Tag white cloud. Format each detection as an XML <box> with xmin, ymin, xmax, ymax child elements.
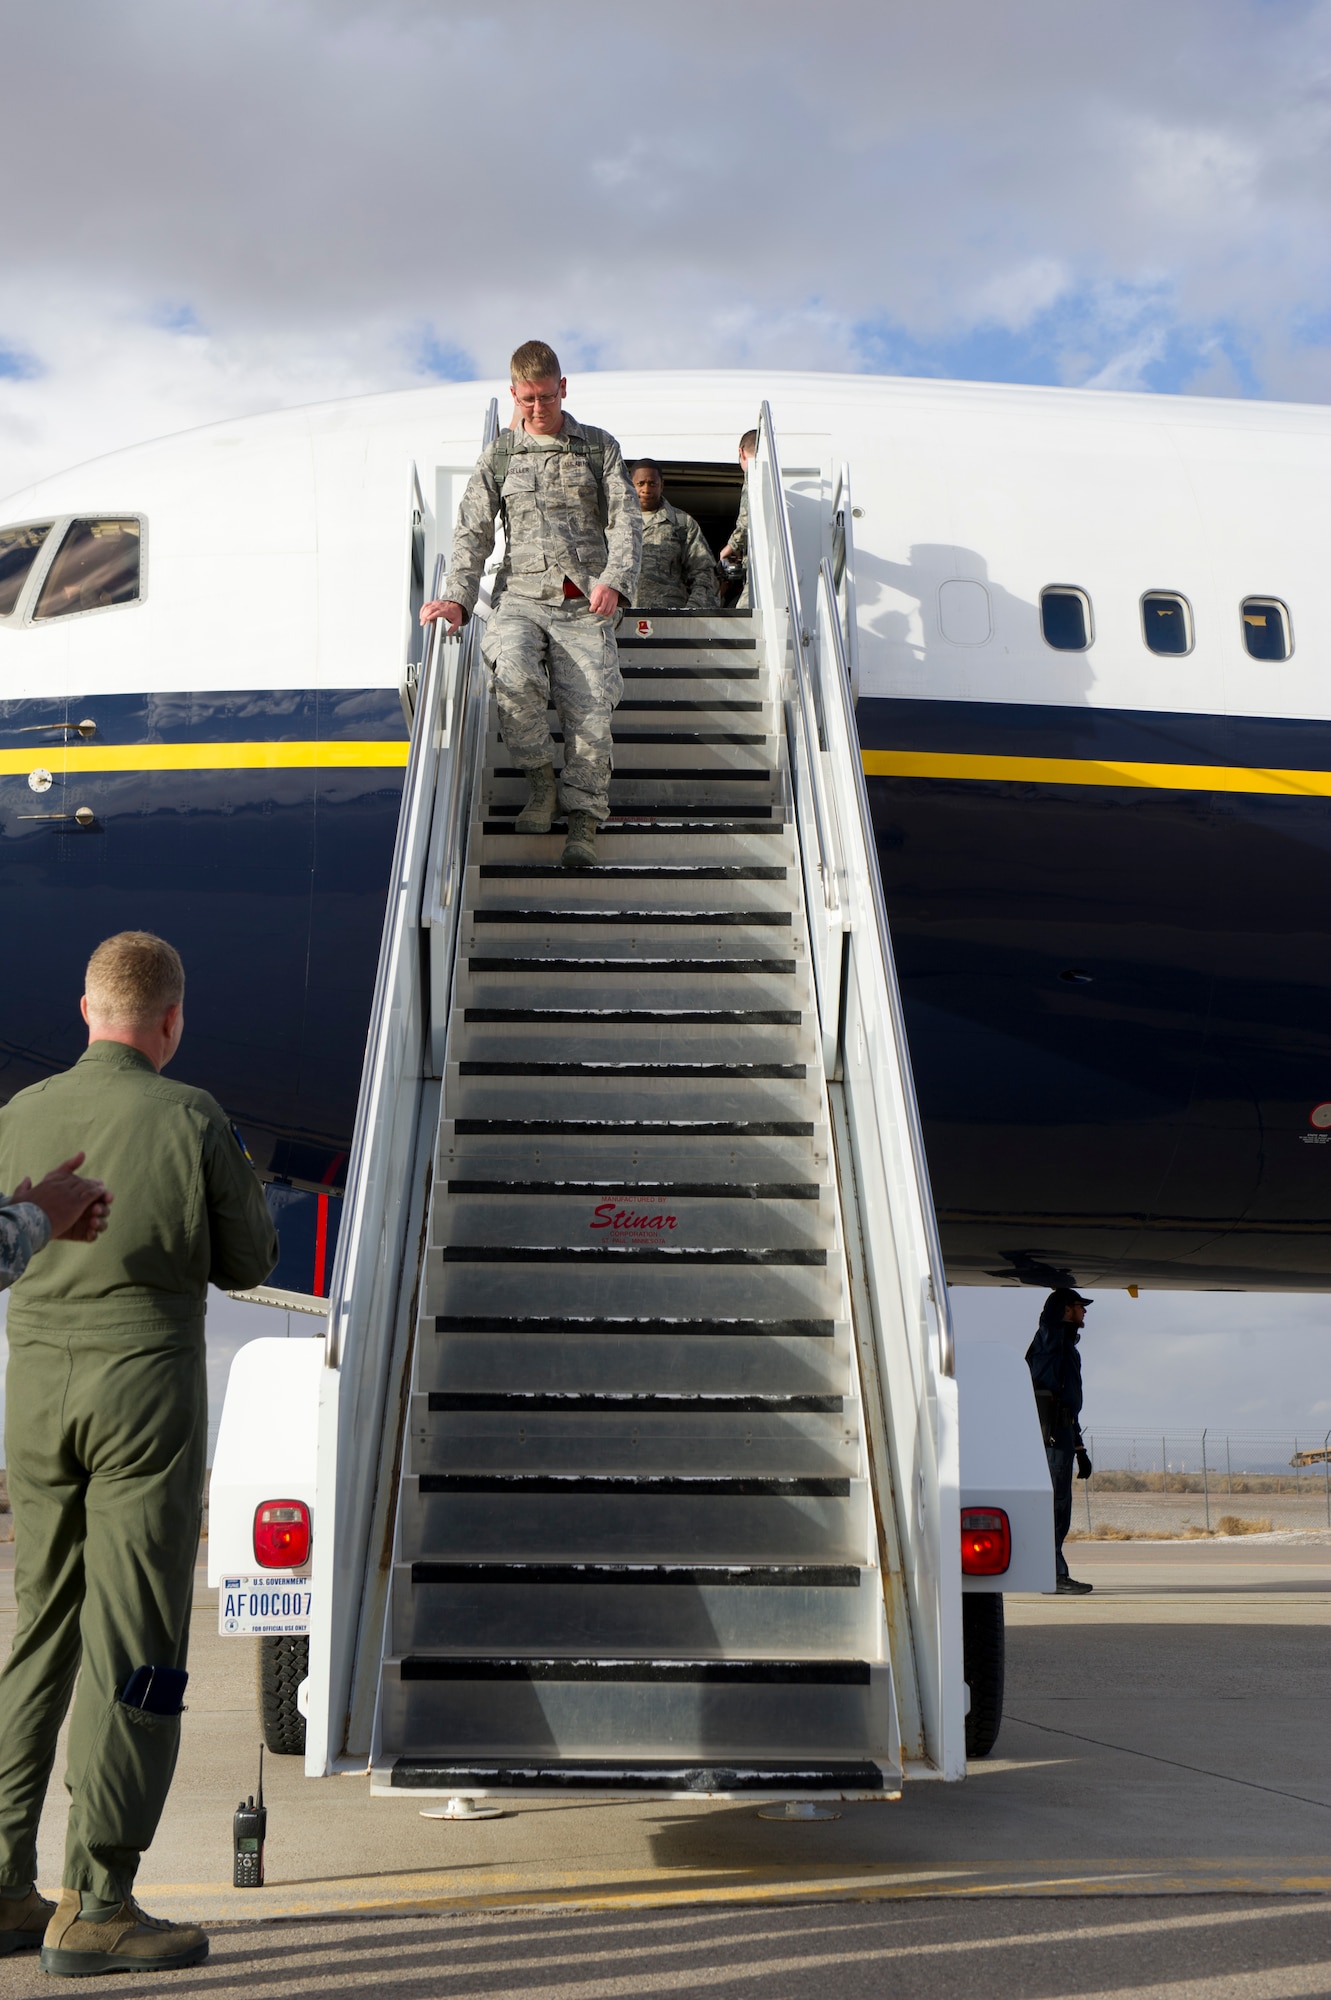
<box><xmin>0</xmin><ymin>0</ymin><xmax>1329</xmax><ymax>491</ymax></box>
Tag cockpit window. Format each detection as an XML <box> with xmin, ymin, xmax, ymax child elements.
<box><xmin>0</xmin><ymin>522</ymin><xmax>54</xmax><ymax>617</ymax></box>
<box><xmin>1241</xmin><ymin>598</ymin><xmax>1291</xmax><ymax>662</ymax></box>
<box><xmin>1141</xmin><ymin>591</ymin><xmax>1192</xmax><ymax>656</ymax></box>
<box><xmin>33</xmin><ymin>518</ymin><xmax>141</xmax><ymax>621</ymax></box>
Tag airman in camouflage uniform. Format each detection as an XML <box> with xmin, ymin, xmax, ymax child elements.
<box><xmin>421</xmin><ymin>341</ymin><xmax>641</xmax><ymax>867</ymax></box>
<box><xmin>720</xmin><ymin>428</ymin><xmax>759</xmax><ymax>609</ymax></box>
<box><xmin>630</xmin><ymin>461</ymin><xmax>718</xmax><ymax>610</ymax></box>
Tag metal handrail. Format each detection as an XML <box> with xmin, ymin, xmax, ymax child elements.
<box><xmin>323</xmin><ymin>562</ymin><xmax>447</xmax><ymax>1370</ymax></box>
<box><xmin>817</xmin><ymin>557</ymin><xmax>955</xmax><ymax>1379</ymax></box>
<box><xmin>758</xmin><ymin>401</ymin><xmax>840</xmax><ymax>917</ymax></box>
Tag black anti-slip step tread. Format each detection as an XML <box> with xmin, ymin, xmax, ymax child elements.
<box><xmin>462</xmin><ymin>1008</ymin><xmax>801</xmax><ymax>1025</ymax></box>
<box><xmin>457</xmin><ymin>1061</ymin><xmax>806</xmax><ymax>1077</ymax></box>
<box><xmin>432</xmin><ymin>1315</ymin><xmax>834</xmax><ymax>1337</ymax></box>
<box><xmin>417</xmin><ymin>1474</ymin><xmax>850</xmax><ymax>1496</ymax></box>
<box><xmin>446</xmin><ymin>1180</ymin><xmax>818</xmax><ymax>1199</ymax></box>
<box><xmin>450</xmin><ymin>1120</ymin><xmax>815</xmax><ymax>1137</ymax></box>
<box><xmin>467</xmin><ymin>958</ymin><xmax>798</xmax><ymax>974</ymax></box>
<box><xmin>616</xmin><ymin>636</ymin><xmax>757</xmax><ymax>649</ymax></box>
<box><xmin>620</xmin><ymin>666</ymin><xmax>761</xmax><ymax>680</ymax></box>
<box><xmin>390</xmin><ymin>1758</ymin><xmax>887</xmax><ymax>1792</ymax></box>
<box><xmin>409</xmin><ymin>1561</ymin><xmax>860</xmax><ymax>1587</ymax></box>
<box><xmin>426</xmin><ymin>1392</ymin><xmax>842</xmax><ymax>1411</ymax></box>
<box><xmin>435</xmin><ymin>1245</ymin><xmax>827</xmax><ymax>1265</ymax></box>
<box><xmin>397</xmin><ymin>1658</ymin><xmax>867</xmax><ymax>1683</ymax></box>
<box><xmin>477</xmin><ymin>864</ymin><xmax>787</xmax><ymax>881</ymax></box>
<box><xmin>470</xmin><ymin>911</ymin><xmax>792</xmax><ymax>927</ymax></box>
<box><xmin>612</xmin><ymin>700</ymin><xmax>764</xmax><ymax>712</ymax></box>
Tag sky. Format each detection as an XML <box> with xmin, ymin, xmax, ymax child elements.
<box><xmin>2</xmin><ymin>0</ymin><xmax>1330</xmax><ymax>1440</ymax></box>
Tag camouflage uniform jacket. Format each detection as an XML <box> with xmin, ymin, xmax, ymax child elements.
<box><xmin>0</xmin><ymin>1198</ymin><xmax>50</xmax><ymax>1292</ymax></box>
<box><xmin>443</xmin><ymin>414</ymin><xmax>641</xmax><ymax>616</ymax></box>
<box><xmin>635</xmin><ymin>500</ymin><xmax>719</xmax><ymax>609</ymax></box>
<box><xmin>726</xmin><ymin>480</ymin><xmax>749</xmax><ymax>560</ymax></box>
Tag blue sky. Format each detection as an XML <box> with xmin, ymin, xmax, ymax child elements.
<box><xmin>1</xmin><ymin>1</ymin><xmax>1330</xmax><ymax>1438</ymax></box>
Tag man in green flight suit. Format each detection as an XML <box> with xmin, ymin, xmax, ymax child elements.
<box><xmin>0</xmin><ymin>932</ymin><xmax>277</xmax><ymax>1977</ymax></box>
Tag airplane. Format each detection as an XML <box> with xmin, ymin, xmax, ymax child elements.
<box><xmin>3</xmin><ymin>369</ymin><xmax>1330</xmax><ymax>1297</ymax></box>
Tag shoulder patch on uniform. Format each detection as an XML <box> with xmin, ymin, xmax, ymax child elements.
<box><xmin>230</xmin><ymin>1121</ymin><xmax>257</xmax><ymax>1167</ymax></box>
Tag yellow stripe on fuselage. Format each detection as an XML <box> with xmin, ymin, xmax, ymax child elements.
<box><xmin>860</xmin><ymin>748</ymin><xmax>1331</xmax><ymax>798</ymax></box>
<box><xmin>0</xmin><ymin>741</ymin><xmax>409</xmax><ymax>777</ymax></box>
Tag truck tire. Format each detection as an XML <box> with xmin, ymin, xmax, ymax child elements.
<box><xmin>258</xmin><ymin>1635</ymin><xmax>308</xmax><ymax>1755</ymax></box>
<box><xmin>962</xmin><ymin>1592</ymin><xmax>1005</xmax><ymax>1758</ymax></box>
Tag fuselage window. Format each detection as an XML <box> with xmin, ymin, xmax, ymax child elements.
<box><xmin>1040</xmin><ymin>586</ymin><xmax>1092</xmax><ymax>651</ymax></box>
<box><xmin>0</xmin><ymin>522</ymin><xmax>54</xmax><ymax>618</ymax></box>
<box><xmin>32</xmin><ymin>518</ymin><xmax>141</xmax><ymax>621</ymax></box>
<box><xmin>1241</xmin><ymin>598</ymin><xmax>1291</xmax><ymax>662</ymax></box>
<box><xmin>1141</xmin><ymin>591</ymin><xmax>1192</xmax><ymax>656</ymax></box>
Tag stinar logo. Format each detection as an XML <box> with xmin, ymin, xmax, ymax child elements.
<box><xmin>591</xmin><ymin>1203</ymin><xmax>678</xmax><ymax>1232</ymax></box>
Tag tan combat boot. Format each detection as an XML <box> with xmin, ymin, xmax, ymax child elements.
<box><xmin>515</xmin><ymin>763</ymin><xmax>557</xmax><ymax>833</ymax></box>
<box><xmin>561</xmin><ymin>811</ymin><xmax>599</xmax><ymax>868</ymax></box>
<box><xmin>41</xmin><ymin>1890</ymin><xmax>208</xmax><ymax>1977</ymax></box>
<box><xmin>0</xmin><ymin>1886</ymin><xmax>55</xmax><ymax>1955</ymax></box>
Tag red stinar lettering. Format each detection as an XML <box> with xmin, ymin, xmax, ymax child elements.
<box><xmin>590</xmin><ymin>1203</ymin><xmax>678</xmax><ymax>1231</ymax></box>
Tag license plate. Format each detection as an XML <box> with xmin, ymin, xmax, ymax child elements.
<box><xmin>219</xmin><ymin>1576</ymin><xmax>312</xmax><ymax>1636</ymax></box>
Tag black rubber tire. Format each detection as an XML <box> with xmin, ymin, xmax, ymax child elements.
<box><xmin>258</xmin><ymin>1634</ymin><xmax>309</xmax><ymax>1755</ymax></box>
<box><xmin>962</xmin><ymin>1592</ymin><xmax>1005</xmax><ymax>1759</ymax></box>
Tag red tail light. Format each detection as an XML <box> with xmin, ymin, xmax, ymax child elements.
<box><xmin>253</xmin><ymin>1500</ymin><xmax>311</xmax><ymax>1569</ymax></box>
<box><xmin>961</xmin><ymin>1507</ymin><xmax>1011</xmax><ymax>1576</ymax></box>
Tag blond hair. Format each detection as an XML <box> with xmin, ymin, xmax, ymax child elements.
<box><xmin>511</xmin><ymin>339</ymin><xmax>562</xmax><ymax>384</ymax></box>
<box><xmin>85</xmin><ymin>931</ymin><xmax>184</xmax><ymax>1026</ymax></box>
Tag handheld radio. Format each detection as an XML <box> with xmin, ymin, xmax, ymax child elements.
<box><xmin>232</xmin><ymin>1746</ymin><xmax>267</xmax><ymax>1888</ymax></box>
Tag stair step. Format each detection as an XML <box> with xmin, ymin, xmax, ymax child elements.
<box><xmin>467</xmin><ymin>958</ymin><xmax>797</xmax><ymax>975</ymax></box>
<box><xmin>457</xmin><ymin>1060</ymin><xmax>805</xmax><ymax>1077</ymax></box>
<box><xmin>446</xmin><ymin>1180</ymin><xmax>818</xmax><ymax>1199</ymax></box>
<box><xmin>417</xmin><ymin>1473</ymin><xmax>847</xmax><ymax>1494</ymax></box>
<box><xmin>619</xmin><ymin>666</ymin><xmax>760</xmax><ymax>679</ymax></box>
<box><xmin>425</xmin><ymin>1392</ymin><xmax>841</xmax><ymax>1412</ymax></box>
<box><xmin>450</xmin><ymin>1119</ymin><xmax>815</xmax><ymax>1135</ymax></box>
<box><xmin>493</xmin><ymin>766</ymin><xmax>773</xmax><ymax>783</ymax></box>
<box><xmin>433</xmin><ymin>1315</ymin><xmax>834</xmax><ymax>1337</ymax></box>
<box><xmin>469</xmin><ymin>910</ymin><xmax>792</xmax><ymax>927</ymax></box>
<box><xmin>435</xmin><ymin>1246</ymin><xmax>828</xmax><ymax>1266</ymax></box>
<box><xmin>384</xmin><ymin>1758</ymin><xmax>890</xmax><ymax>1795</ymax></box>
<box><xmin>397</xmin><ymin>1653</ymin><xmax>864</xmax><ymax>1679</ymax></box>
<box><xmin>618</xmin><ymin>637</ymin><xmax>757</xmax><ymax>651</ymax></box>
<box><xmin>613</xmin><ymin>700</ymin><xmax>764</xmax><ymax>713</ymax></box>
<box><xmin>483</xmin><ymin>816</ymin><xmax>781</xmax><ymax>833</ymax></box>
<box><xmin>477</xmin><ymin>865</ymin><xmax>787</xmax><ymax>881</ymax></box>
<box><xmin>462</xmin><ymin>1008</ymin><xmax>800</xmax><ymax>1026</ymax></box>
<box><xmin>410</xmin><ymin>1560</ymin><xmax>859</xmax><ymax>1586</ymax></box>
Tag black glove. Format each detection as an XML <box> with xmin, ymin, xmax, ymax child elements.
<box><xmin>1075</xmin><ymin>1448</ymin><xmax>1093</xmax><ymax>1481</ymax></box>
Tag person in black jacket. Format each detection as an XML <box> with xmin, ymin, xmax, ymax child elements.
<box><xmin>1025</xmin><ymin>1287</ymin><xmax>1095</xmax><ymax>1595</ymax></box>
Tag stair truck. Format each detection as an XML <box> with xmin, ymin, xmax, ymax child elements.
<box><xmin>208</xmin><ymin>402</ymin><xmax>1053</xmax><ymax>1801</ymax></box>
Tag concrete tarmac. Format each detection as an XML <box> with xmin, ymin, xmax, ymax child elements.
<box><xmin>0</xmin><ymin>1539</ymin><xmax>1327</xmax><ymax>1996</ymax></box>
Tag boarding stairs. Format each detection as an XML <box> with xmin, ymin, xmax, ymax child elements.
<box><xmin>306</xmin><ymin>406</ymin><xmax>965</xmax><ymax>1800</ymax></box>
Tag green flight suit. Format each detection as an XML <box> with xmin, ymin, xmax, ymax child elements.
<box><xmin>0</xmin><ymin>1042</ymin><xmax>277</xmax><ymax>1904</ymax></box>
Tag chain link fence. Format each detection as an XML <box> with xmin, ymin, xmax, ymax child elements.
<box><xmin>1070</xmin><ymin>1428</ymin><xmax>1331</xmax><ymax>1537</ymax></box>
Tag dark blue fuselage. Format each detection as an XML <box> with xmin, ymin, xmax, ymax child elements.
<box><xmin>5</xmin><ymin>683</ymin><xmax>1330</xmax><ymax>1292</ymax></box>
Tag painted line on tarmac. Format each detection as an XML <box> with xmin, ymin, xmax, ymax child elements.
<box><xmin>1007</xmin><ymin>1715</ymin><xmax>1331</xmax><ymax>1811</ymax></box>
<box><xmin>135</xmin><ymin>1859</ymin><xmax>1331</xmax><ymax>1922</ymax></box>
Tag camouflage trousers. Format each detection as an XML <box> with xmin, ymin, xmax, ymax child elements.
<box><xmin>482</xmin><ymin>594</ymin><xmax>623</xmax><ymax>823</ymax></box>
